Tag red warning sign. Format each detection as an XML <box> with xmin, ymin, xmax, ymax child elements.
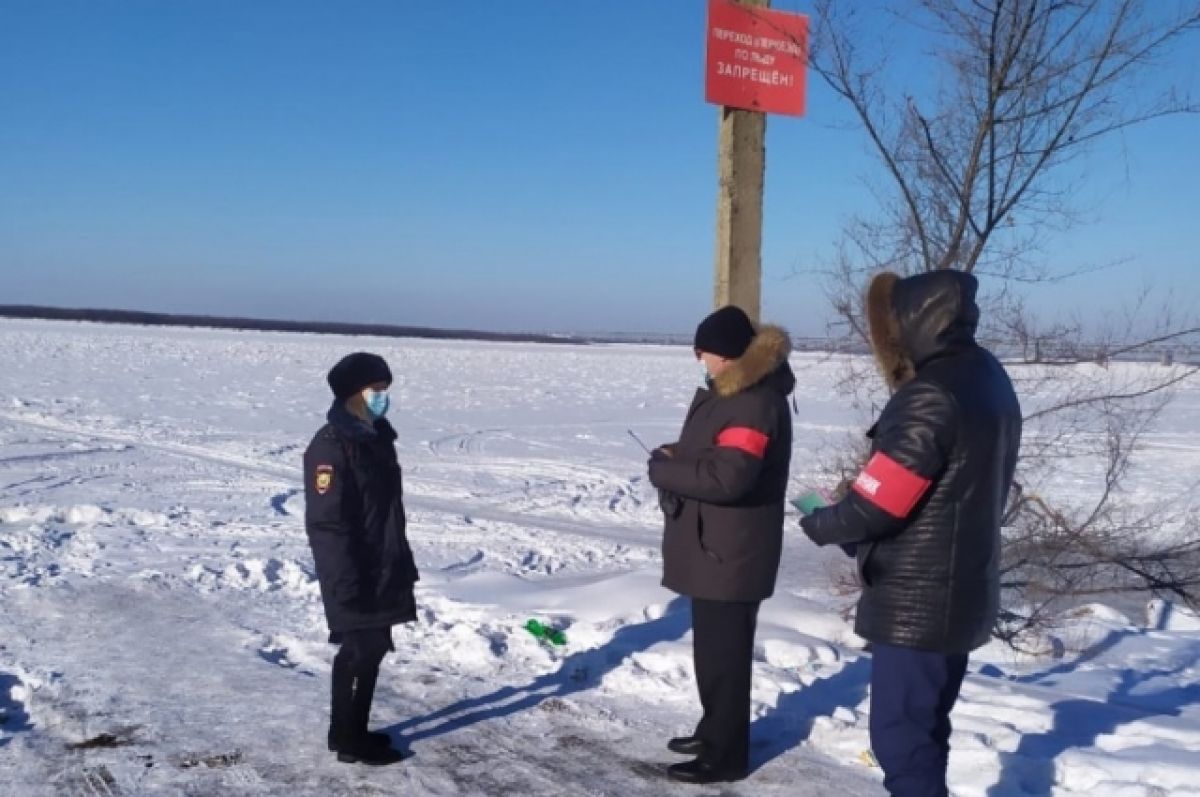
<box><xmin>705</xmin><ymin>0</ymin><xmax>809</xmax><ymax>117</ymax></box>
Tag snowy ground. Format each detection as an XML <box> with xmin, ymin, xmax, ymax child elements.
<box><xmin>0</xmin><ymin>318</ymin><xmax>1197</xmax><ymax>796</ymax></box>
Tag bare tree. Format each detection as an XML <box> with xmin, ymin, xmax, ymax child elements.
<box><xmin>805</xmin><ymin>0</ymin><xmax>1200</xmax><ymax>647</ymax></box>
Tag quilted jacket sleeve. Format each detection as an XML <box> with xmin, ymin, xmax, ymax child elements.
<box><xmin>801</xmin><ymin>379</ymin><xmax>957</xmax><ymax>546</ymax></box>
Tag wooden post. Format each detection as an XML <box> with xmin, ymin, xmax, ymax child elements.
<box><xmin>713</xmin><ymin>0</ymin><xmax>768</xmax><ymax>323</ymax></box>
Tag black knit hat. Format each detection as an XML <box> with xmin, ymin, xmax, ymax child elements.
<box><xmin>694</xmin><ymin>305</ymin><xmax>756</xmax><ymax>359</ymax></box>
<box><xmin>327</xmin><ymin>352</ymin><xmax>392</xmax><ymax>401</ymax></box>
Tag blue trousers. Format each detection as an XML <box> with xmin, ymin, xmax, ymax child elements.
<box><xmin>869</xmin><ymin>642</ymin><xmax>968</xmax><ymax>797</ymax></box>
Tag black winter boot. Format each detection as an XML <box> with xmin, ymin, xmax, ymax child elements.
<box><xmin>331</xmin><ymin>668</ymin><xmax>409</xmax><ymax>764</ymax></box>
<box><xmin>327</xmin><ymin>727</ymin><xmax>392</xmax><ymax>753</ymax></box>
<box><xmin>335</xmin><ymin>736</ymin><xmax>409</xmax><ymax>766</ymax></box>
<box><xmin>328</xmin><ymin>668</ymin><xmax>392</xmax><ymax>751</ymax></box>
<box><xmin>329</xmin><ymin>658</ymin><xmax>356</xmax><ymax>752</ymax></box>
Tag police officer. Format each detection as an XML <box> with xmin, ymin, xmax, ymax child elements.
<box><xmin>304</xmin><ymin>352</ymin><xmax>419</xmax><ymax>765</ymax></box>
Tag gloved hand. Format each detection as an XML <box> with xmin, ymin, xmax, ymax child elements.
<box><xmin>658</xmin><ymin>489</ymin><xmax>683</xmax><ymax>518</ymax></box>
<box><xmin>791</xmin><ymin>488</ymin><xmax>834</xmax><ymax>516</ymax></box>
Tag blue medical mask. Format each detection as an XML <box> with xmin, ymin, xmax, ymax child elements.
<box><xmin>363</xmin><ymin>389</ymin><xmax>390</xmax><ymax>419</ymax></box>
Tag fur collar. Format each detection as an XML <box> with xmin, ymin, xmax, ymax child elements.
<box><xmin>866</xmin><ymin>272</ymin><xmax>915</xmax><ymax>391</ymax></box>
<box><xmin>712</xmin><ymin>324</ymin><xmax>792</xmax><ymax>397</ymax></box>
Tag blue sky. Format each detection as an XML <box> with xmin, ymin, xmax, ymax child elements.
<box><xmin>1</xmin><ymin>1</ymin><xmax>1196</xmax><ymax>335</ymax></box>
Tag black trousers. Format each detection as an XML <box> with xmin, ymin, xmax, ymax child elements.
<box><xmin>691</xmin><ymin>597</ymin><xmax>761</xmax><ymax>772</ymax></box>
<box><xmin>869</xmin><ymin>642</ymin><xmax>968</xmax><ymax>797</ymax></box>
<box><xmin>330</xmin><ymin>627</ymin><xmax>393</xmax><ymax>748</ymax></box>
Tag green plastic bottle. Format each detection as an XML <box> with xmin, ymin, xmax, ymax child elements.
<box><xmin>524</xmin><ymin>618</ymin><xmax>567</xmax><ymax>646</ymax></box>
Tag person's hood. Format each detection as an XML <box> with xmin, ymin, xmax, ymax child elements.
<box><xmin>866</xmin><ymin>270</ymin><xmax>979</xmax><ymax>391</ymax></box>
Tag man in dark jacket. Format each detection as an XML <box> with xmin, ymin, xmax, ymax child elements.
<box><xmin>304</xmin><ymin>352</ymin><xmax>419</xmax><ymax>766</ymax></box>
<box><xmin>800</xmin><ymin>271</ymin><xmax>1021</xmax><ymax>797</ymax></box>
<box><xmin>648</xmin><ymin>305</ymin><xmax>795</xmax><ymax>784</ymax></box>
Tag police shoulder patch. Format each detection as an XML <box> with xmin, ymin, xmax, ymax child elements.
<box><xmin>315</xmin><ymin>464</ymin><xmax>334</xmax><ymax>495</ymax></box>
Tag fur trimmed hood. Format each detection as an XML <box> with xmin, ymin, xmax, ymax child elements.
<box><xmin>712</xmin><ymin>324</ymin><xmax>794</xmax><ymax>398</ymax></box>
<box><xmin>866</xmin><ymin>270</ymin><xmax>980</xmax><ymax>391</ymax></box>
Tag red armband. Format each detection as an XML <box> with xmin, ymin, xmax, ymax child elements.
<box><xmin>852</xmin><ymin>452</ymin><xmax>932</xmax><ymax>518</ymax></box>
<box><xmin>715</xmin><ymin>426</ymin><xmax>769</xmax><ymax>458</ymax></box>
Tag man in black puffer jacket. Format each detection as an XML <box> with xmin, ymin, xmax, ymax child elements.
<box><xmin>801</xmin><ymin>271</ymin><xmax>1021</xmax><ymax>797</ymax></box>
<box><xmin>648</xmin><ymin>305</ymin><xmax>795</xmax><ymax>785</ymax></box>
<box><xmin>304</xmin><ymin>352</ymin><xmax>419</xmax><ymax>766</ymax></box>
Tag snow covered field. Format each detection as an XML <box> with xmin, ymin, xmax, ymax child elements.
<box><xmin>0</xmin><ymin>318</ymin><xmax>1197</xmax><ymax>796</ymax></box>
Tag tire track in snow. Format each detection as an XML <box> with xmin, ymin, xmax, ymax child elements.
<box><xmin>0</xmin><ymin>411</ymin><xmax>298</xmax><ymax>481</ymax></box>
<box><xmin>0</xmin><ymin>411</ymin><xmax>658</xmax><ymax>549</ymax></box>
<box><xmin>423</xmin><ymin>427</ymin><xmax>650</xmax><ymax>518</ymax></box>
<box><xmin>426</xmin><ymin>428</ymin><xmax>510</xmax><ymax>456</ymax></box>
